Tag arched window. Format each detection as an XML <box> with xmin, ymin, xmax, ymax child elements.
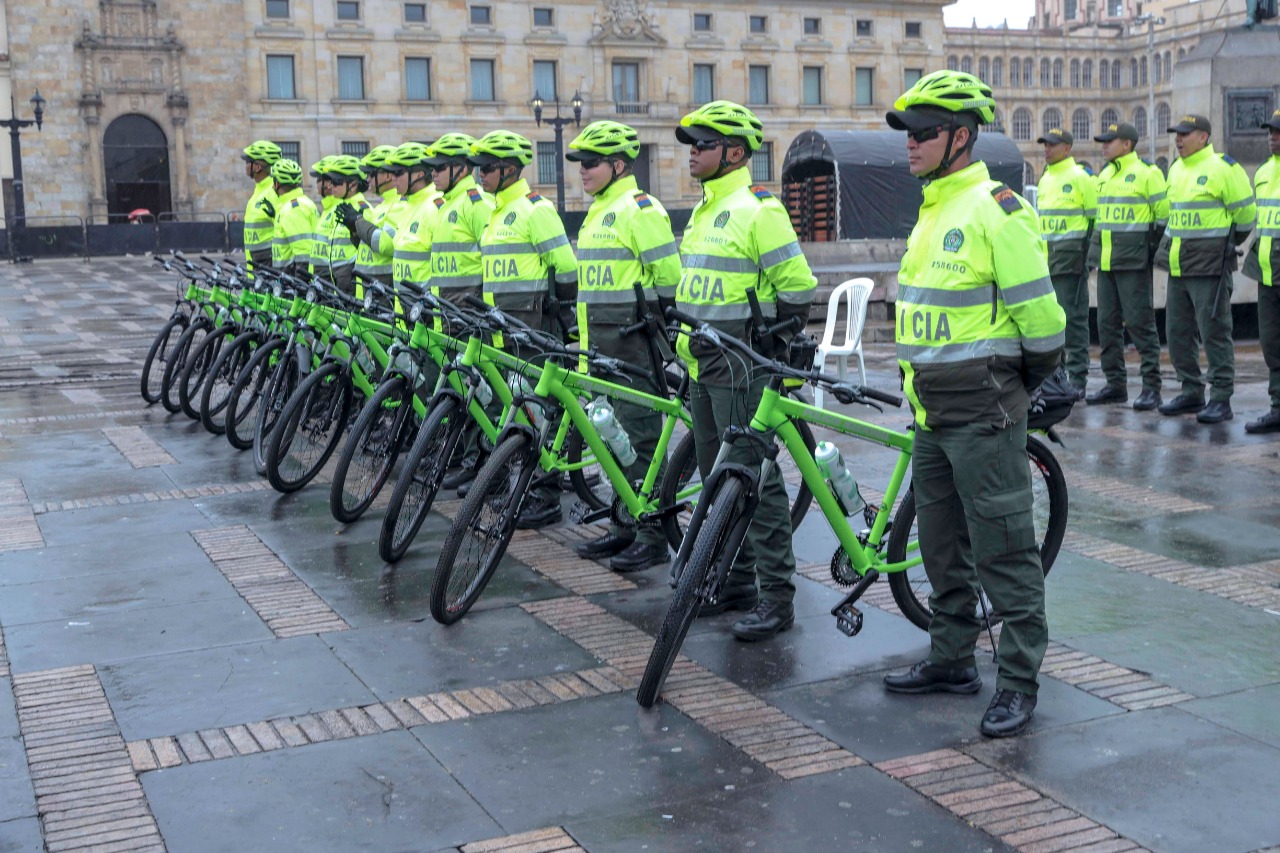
<box><xmin>1040</xmin><ymin>58</ymin><xmax>1051</xmax><ymax>87</ymax></box>
<box><xmin>1072</xmin><ymin>107</ymin><xmax>1092</xmax><ymax>140</ymax></box>
<box><xmin>1101</xmin><ymin>107</ymin><xmax>1120</xmax><ymax>129</ymax></box>
<box><xmin>991</xmin><ymin>108</ymin><xmax>1005</xmax><ymax>133</ymax></box>
<box><xmin>961</xmin><ymin>55</ymin><xmax>973</xmax><ymax>74</ymax></box>
<box><xmin>948</xmin><ymin>55</ymin><xmax>959</xmax><ymax>71</ymax></box>
<box><xmin>1133</xmin><ymin>106</ymin><xmax>1147</xmax><ymax>139</ymax></box>
<box><xmin>1100</xmin><ymin>59</ymin><xmax>1110</xmax><ymax>89</ymax></box>
<box><xmin>1053</xmin><ymin>58</ymin><xmax>1063</xmax><ymax>88</ymax></box>
<box><xmin>1140</xmin><ymin>56</ymin><xmax>1148</xmax><ymax>86</ymax></box>
<box><xmin>1012</xmin><ymin>107</ymin><xmax>1033</xmax><ymax>141</ymax></box>
<box><xmin>1164</xmin><ymin>50</ymin><xmax>1172</xmax><ymax>77</ymax></box>
<box><xmin>992</xmin><ymin>57</ymin><xmax>1004</xmax><ymax>87</ymax></box>
<box><xmin>103</xmin><ymin>114</ymin><xmax>172</xmax><ymax>218</ymax></box>
<box><xmin>1008</xmin><ymin>56</ymin><xmax>1019</xmax><ymax>87</ymax></box>
<box><xmin>1157</xmin><ymin>102</ymin><xmax>1171</xmax><ymax>136</ymax></box>
<box><xmin>1153</xmin><ymin>54</ymin><xmax>1162</xmax><ymax>83</ymax></box>
<box><xmin>1082</xmin><ymin>59</ymin><xmax>1093</xmax><ymax>88</ymax></box>
<box><xmin>1070</xmin><ymin>59</ymin><xmax>1081</xmax><ymax>88</ymax></box>
<box><xmin>979</xmin><ymin>56</ymin><xmax>990</xmax><ymax>81</ymax></box>
<box><xmin>1177</xmin><ymin>47</ymin><xmax>1185</xmax><ymax>60</ymax></box>
<box><xmin>1129</xmin><ymin>58</ymin><xmax>1138</xmax><ymax>87</ymax></box>
<box><xmin>1042</xmin><ymin>108</ymin><xmax>1064</xmax><ymax>137</ymax></box>
<box><xmin>1023</xmin><ymin>58</ymin><xmax>1033</xmax><ymax>87</ymax></box>
<box><xmin>1111</xmin><ymin>61</ymin><xmax>1121</xmax><ymax>88</ymax></box>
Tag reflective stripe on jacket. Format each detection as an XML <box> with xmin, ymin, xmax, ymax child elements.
<box><xmin>354</xmin><ymin>189</ymin><xmax>402</xmax><ymax>281</ymax></box>
<box><xmin>480</xmin><ymin>179</ymin><xmax>578</xmax><ymax>331</ymax></box>
<box><xmin>391</xmin><ymin>188</ymin><xmax>442</xmax><ymax>290</ymax></box>
<box><xmin>1155</xmin><ymin>145</ymin><xmax>1256</xmax><ymax>278</ymax></box>
<box><xmin>429</xmin><ymin>176</ymin><xmax>492</xmax><ymax>297</ymax></box>
<box><xmin>1036</xmin><ymin>157</ymin><xmax>1096</xmax><ymax>277</ymax></box>
<box><xmin>243</xmin><ymin>178</ymin><xmax>278</xmax><ymax>259</ymax></box>
<box><xmin>1088</xmin><ymin>152</ymin><xmax>1169</xmax><ymax>271</ymax></box>
<box><xmin>1245</xmin><ymin>156</ymin><xmax>1280</xmax><ymax>286</ymax></box>
<box><xmin>896</xmin><ymin>161</ymin><xmax>1066</xmax><ymax>430</ymax></box>
<box><xmin>271</xmin><ymin>188</ymin><xmax>317</xmax><ymax>269</ymax></box>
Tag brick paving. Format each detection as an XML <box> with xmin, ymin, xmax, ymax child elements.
<box><xmin>0</xmin><ymin>478</ymin><xmax>45</xmax><ymax>553</ymax></box>
<box><xmin>99</xmin><ymin>426</ymin><xmax>179</xmax><ymax>468</ymax></box>
<box><xmin>459</xmin><ymin>827</ymin><xmax>585</xmax><ymax>853</ymax></box>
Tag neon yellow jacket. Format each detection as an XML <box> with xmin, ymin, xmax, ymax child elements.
<box><xmin>896</xmin><ymin>161</ymin><xmax>1066</xmax><ymax>429</ymax></box>
<box><xmin>481</xmin><ymin>178</ymin><xmax>578</xmax><ymax>332</ymax></box>
<box><xmin>391</xmin><ymin>187</ymin><xmax>441</xmax><ymax>291</ymax></box>
<box><xmin>1036</xmin><ymin>157</ymin><xmax>1096</xmax><ymax>277</ymax></box>
<box><xmin>675</xmin><ymin>167</ymin><xmax>815</xmax><ymax>384</ymax></box>
<box><xmin>271</xmin><ymin>187</ymin><xmax>317</xmax><ymax>271</ymax></box>
<box><xmin>1155</xmin><ymin>144</ymin><xmax>1256</xmax><ymax>278</ymax></box>
<box><xmin>1244</xmin><ymin>156</ymin><xmax>1280</xmax><ymax>286</ymax></box>
<box><xmin>429</xmin><ymin>175</ymin><xmax>493</xmax><ymax>301</ymax></box>
<box><xmin>354</xmin><ymin>188</ymin><xmax>401</xmax><ymax>284</ymax></box>
<box><xmin>1088</xmin><ymin>151</ymin><xmax>1169</xmax><ymax>271</ymax></box>
<box><xmin>243</xmin><ymin>177</ymin><xmax>278</xmax><ymax>268</ymax></box>
<box><xmin>311</xmin><ymin>195</ymin><xmax>339</xmax><ymax>277</ymax></box>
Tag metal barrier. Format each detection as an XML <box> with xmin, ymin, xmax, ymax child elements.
<box><xmin>4</xmin><ymin>216</ymin><xmax>89</xmax><ymax>261</ymax></box>
<box><xmin>86</xmin><ymin>214</ymin><xmax>159</xmax><ymax>256</ymax></box>
<box><xmin>157</xmin><ymin>211</ymin><xmax>229</xmax><ymax>254</ymax></box>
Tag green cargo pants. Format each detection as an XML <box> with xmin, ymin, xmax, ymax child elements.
<box><xmin>1096</xmin><ymin>268</ymin><xmax>1163</xmax><ymax>392</ymax></box>
<box><xmin>912</xmin><ymin>415</ymin><xmax>1047</xmax><ymax>695</ymax></box>
<box><xmin>690</xmin><ymin>378</ymin><xmax>796</xmax><ymax>604</ymax></box>
<box><xmin>1051</xmin><ymin>271</ymin><xmax>1091</xmax><ymax>390</ymax></box>
<box><xmin>1260</xmin><ymin>281</ymin><xmax>1280</xmax><ymax>409</ymax></box>
<box><xmin>1166</xmin><ymin>274</ymin><xmax>1235</xmax><ymax>402</ymax></box>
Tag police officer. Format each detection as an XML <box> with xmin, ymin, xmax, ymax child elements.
<box><xmin>1244</xmin><ymin>109</ymin><xmax>1280</xmax><ymax>434</ymax></box>
<box><xmin>673</xmin><ymin>101</ymin><xmax>816</xmax><ymax>640</ymax></box>
<box><xmin>1086</xmin><ymin>122</ymin><xmax>1168</xmax><ymax>410</ymax></box>
<box><xmin>882</xmin><ymin>71</ymin><xmax>1065</xmax><ymax>738</ymax></box>
<box><xmin>1155</xmin><ymin>114</ymin><xmax>1257</xmax><ymax>423</ymax></box>
<box><xmin>423</xmin><ymin>133</ymin><xmax>497</xmax><ymax>491</ymax></box>
<box><xmin>388</xmin><ymin>141</ymin><xmax>441</xmax><ymax>298</ymax></box>
<box><xmin>348</xmin><ymin>145</ymin><xmax>401</xmax><ymax>289</ymax></box>
<box><xmin>565</xmin><ymin>120</ymin><xmax>682</xmax><ymax>573</ymax></box>
<box><xmin>1036</xmin><ymin>128</ymin><xmax>1097</xmax><ymax>396</ymax></box>
<box><xmin>467</xmin><ymin>130</ymin><xmax>578</xmax><ymax>529</ymax></box>
<box><xmin>309</xmin><ymin>157</ymin><xmax>336</xmax><ymax>280</ymax></box>
<box><xmin>269</xmin><ymin>159</ymin><xmax>317</xmax><ymax>276</ymax></box>
<box><xmin>318</xmin><ymin>155</ymin><xmax>370</xmax><ymax>295</ymax></box>
<box><xmin>240</xmin><ymin>140</ymin><xmax>281</xmax><ymax>272</ymax></box>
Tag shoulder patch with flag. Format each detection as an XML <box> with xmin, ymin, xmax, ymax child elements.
<box><xmin>634</xmin><ymin>193</ymin><xmax>653</xmax><ymax>209</ymax></box>
<box><xmin>526</xmin><ymin>191</ymin><xmax>544</xmax><ymax>204</ymax></box>
<box><xmin>751</xmin><ymin>185</ymin><xmax>773</xmax><ymax>200</ymax></box>
<box><xmin>1222</xmin><ymin>154</ymin><xmax>1238</xmax><ymax>166</ymax></box>
<box><xmin>990</xmin><ymin>184</ymin><xmax>1021</xmax><ymax>215</ymax></box>
<box><xmin>434</xmin><ymin>197</ymin><xmax>445</xmax><ymax>208</ymax></box>
<box><xmin>291</xmin><ymin>199</ymin><xmax>300</xmax><ymax>208</ymax></box>
<box><xmin>467</xmin><ymin>188</ymin><xmax>483</xmax><ymax>203</ymax></box>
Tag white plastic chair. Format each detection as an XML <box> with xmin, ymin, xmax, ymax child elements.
<box><xmin>814</xmin><ymin>277</ymin><xmax>873</xmax><ymax>409</ymax></box>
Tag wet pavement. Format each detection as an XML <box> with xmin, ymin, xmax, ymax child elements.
<box><xmin>1</xmin><ymin>257</ymin><xmax>1278</xmax><ymax>853</ymax></box>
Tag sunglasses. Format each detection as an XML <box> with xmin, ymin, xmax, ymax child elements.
<box><xmin>907</xmin><ymin>125</ymin><xmax>947</xmax><ymax>144</ymax></box>
<box><xmin>382</xmin><ymin>166</ymin><xmax>406</xmax><ymax>176</ymax></box>
<box><xmin>577</xmin><ymin>157</ymin><xmax>608</xmax><ymax>170</ymax></box>
<box><xmin>690</xmin><ymin>138</ymin><xmax>728</xmax><ymax>152</ymax></box>
<box><xmin>431</xmin><ymin>163</ymin><xmax>453</xmax><ymax>173</ymax></box>
<box><xmin>478</xmin><ymin>163</ymin><xmax>502</xmax><ymax>174</ymax></box>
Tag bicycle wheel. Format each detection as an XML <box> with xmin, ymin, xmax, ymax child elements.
<box><xmin>565</xmin><ymin>425</ymin><xmax>610</xmax><ymax>511</ymax></box>
<box><xmin>252</xmin><ymin>350</ymin><xmax>302</xmax><ymax>474</ymax></box>
<box><xmin>379</xmin><ymin>395</ymin><xmax>465</xmax><ymax>563</ymax></box>
<box><xmin>225</xmin><ymin>338</ymin><xmax>284</xmax><ymax>450</ymax></box>
<box><xmin>886</xmin><ymin>435</ymin><xmax>1068</xmax><ymax>631</ymax></box>
<box><xmin>178</xmin><ymin>324</ymin><xmax>233</xmax><ymax>420</ymax></box>
<box><xmin>160</xmin><ymin>319</ymin><xmax>211</xmax><ymax>414</ymax></box>
<box><xmin>430</xmin><ymin>431</ymin><xmax>538</xmax><ymax>625</ymax></box>
<box><xmin>266</xmin><ymin>362</ymin><xmax>354</xmax><ymax>493</ymax></box>
<box><xmin>637</xmin><ymin>476</ymin><xmax>749</xmax><ymax>708</ymax></box>
<box><xmin>200</xmin><ymin>330</ymin><xmax>258</xmax><ymax>435</ymax></box>
<box><xmin>657</xmin><ymin>421</ymin><xmax>816</xmax><ymax>553</ymax></box>
<box><xmin>330</xmin><ymin>375</ymin><xmax>415</xmax><ymax>523</ymax></box>
<box><xmin>141</xmin><ymin>315</ymin><xmax>188</xmax><ymax>405</ymax></box>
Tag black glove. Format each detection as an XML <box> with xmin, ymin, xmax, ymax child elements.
<box><xmin>256</xmin><ymin>197</ymin><xmax>276</xmax><ymax>219</ymax></box>
<box><xmin>335</xmin><ymin>202</ymin><xmax>360</xmax><ymax>232</ymax></box>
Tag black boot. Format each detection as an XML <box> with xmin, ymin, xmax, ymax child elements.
<box><xmin>696</xmin><ymin>580</ymin><xmax>758</xmax><ymax>617</ymax></box>
<box><xmin>610</xmin><ymin>541</ymin><xmax>669</xmax><ymax>573</ymax></box>
<box><xmin>730</xmin><ymin>600</ymin><xmax>795</xmax><ymax>641</ymax></box>
<box><xmin>1158</xmin><ymin>393</ymin><xmax>1205</xmax><ymax>416</ymax></box>
<box><xmin>980</xmin><ymin>689</ymin><xmax>1037</xmax><ymax>738</ymax></box>
<box><xmin>442</xmin><ymin>461</ymin><xmax>480</xmax><ymax>490</ymax></box>
<box><xmin>883</xmin><ymin>659</ymin><xmax>982</xmax><ymax>694</ymax></box>
<box><xmin>1246</xmin><ymin>408</ymin><xmax>1280</xmax><ymax>434</ymax></box>
<box><xmin>1196</xmin><ymin>400</ymin><xmax>1233</xmax><ymax>424</ymax></box>
<box><xmin>1085</xmin><ymin>385</ymin><xmax>1127</xmax><ymax>405</ymax></box>
<box><xmin>573</xmin><ymin>533</ymin><xmax>634</xmax><ymax>560</ymax></box>
<box><xmin>516</xmin><ymin>495</ymin><xmax>562</xmax><ymax>530</ymax></box>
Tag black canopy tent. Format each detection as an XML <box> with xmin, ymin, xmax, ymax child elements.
<box><xmin>780</xmin><ymin>130</ymin><xmax>1027</xmax><ymax>240</ymax></box>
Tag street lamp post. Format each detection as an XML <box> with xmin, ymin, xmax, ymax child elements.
<box><xmin>2</xmin><ymin>90</ymin><xmax>46</xmax><ymax>263</ymax></box>
<box><xmin>1135</xmin><ymin>15</ymin><xmax>1164</xmax><ymax>163</ymax></box>
<box><xmin>531</xmin><ymin>90</ymin><xmax>583</xmax><ymax>214</ymax></box>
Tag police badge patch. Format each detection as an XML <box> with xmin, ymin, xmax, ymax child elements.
<box><xmin>602</xmin><ymin>212</ymin><xmax>616</xmax><ymax>227</ymax></box>
<box><xmin>504</xmin><ymin>212</ymin><xmax>517</xmax><ymax>226</ymax></box>
<box><xmin>1197</xmin><ymin>175</ymin><xmax>1209</xmax><ymax>186</ymax></box>
<box><xmin>942</xmin><ymin>228</ymin><xmax>964</xmax><ymax>253</ymax></box>
<box><xmin>714</xmin><ymin>210</ymin><xmax>731</xmax><ymax>228</ymax></box>
<box><xmin>1063</xmin><ymin>184</ymin><xmax>1072</xmax><ymax>193</ymax></box>
<box><xmin>1125</xmin><ymin>174</ymin><xmax>1136</xmax><ymax>183</ymax></box>
<box><xmin>448</xmin><ymin>210</ymin><xmax>458</xmax><ymax>223</ymax></box>
<box><xmin>409</xmin><ymin>221</ymin><xmax>419</xmax><ymax>234</ymax></box>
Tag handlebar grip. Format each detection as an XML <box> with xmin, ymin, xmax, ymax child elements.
<box><xmin>664</xmin><ymin>305</ymin><xmax>703</xmax><ymax>328</ymax></box>
<box><xmin>200</xmin><ymin>255</ymin><xmax>217</xmax><ymax>266</ymax></box>
<box><xmin>463</xmin><ymin>294</ymin><xmax>488</xmax><ymax>310</ymax></box>
<box><xmin>762</xmin><ymin>315</ymin><xmax>803</xmax><ymax>338</ymax></box>
<box><xmin>619</xmin><ymin>321</ymin><xmax>647</xmax><ymax>338</ymax></box>
<box><xmin>860</xmin><ymin>386</ymin><xmax>904</xmax><ymax>408</ymax></box>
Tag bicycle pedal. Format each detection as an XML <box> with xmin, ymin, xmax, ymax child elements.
<box><xmin>833</xmin><ymin>604</ymin><xmax>863</xmax><ymax>638</ymax></box>
<box><xmin>568</xmin><ymin>500</ymin><xmax>591</xmax><ymax>524</ymax></box>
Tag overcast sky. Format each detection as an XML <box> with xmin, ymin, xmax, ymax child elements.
<box><xmin>944</xmin><ymin>0</ymin><xmax>1036</xmax><ymax>28</ymax></box>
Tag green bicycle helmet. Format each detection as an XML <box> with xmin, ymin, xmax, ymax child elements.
<box><xmin>241</xmin><ymin>140</ymin><xmax>282</xmax><ymax>165</ymax></box>
<box><xmin>324</xmin><ymin>154</ymin><xmax>365</xmax><ymax>182</ymax></box>
<box><xmin>676</xmin><ymin>101</ymin><xmax>764</xmax><ymax>152</ymax></box>
<box><xmin>425</xmin><ymin>133</ymin><xmax>479</xmax><ymax>165</ymax></box>
<box><xmin>567</xmin><ymin>121</ymin><xmax>641</xmax><ymax>162</ymax></box>
<box><xmin>886</xmin><ymin>70</ymin><xmax>997</xmax><ymax>129</ymax></box>
<box><xmin>362</xmin><ymin>145</ymin><xmax>398</xmax><ymax>172</ymax></box>
<box><xmin>386</xmin><ymin>141</ymin><xmax>430</xmax><ymax>171</ymax></box>
<box><xmin>468</xmin><ymin>130</ymin><xmax>534</xmax><ymax>167</ymax></box>
<box><xmin>270</xmin><ymin>158</ymin><xmax>303</xmax><ymax>185</ymax></box>
<box><xmin>309</xmin><ymin>156</ymin><xmax>333</xmax><ymax>179</ymax></box>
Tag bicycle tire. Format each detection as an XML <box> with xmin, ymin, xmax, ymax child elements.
<box><xmin>379</xmin><ymin>394</ymin><xmax>465</xmax><ymax>563</ymax></box>
<box><xmin>657</xmin><ymin>420</ymin><xmax>816</xmax><ymax>553</ymax></box>
<box><xmin>252</xmin><ymin>349</ymin><xmax>302</xmax><ymax>474</ymax></box>
<box><xmin>140</xmin><ymin>315</ymin><xmax>188</xmax><ymax>405</ymax></box>
<box><xmin>160</xmin><ymin>319</ymin><xmax>211</xmax><ymax>414</ymax></box>
<box><xmin>430</xmin><ymin>431</ymin><xmax>538</xmax><ymax>625</ymax></box>
<box><xmin>224</xmin><ymin>337</ymin><xmax>284</xmax><ymax>450</ymax></box>
<box><xmin>565</xmin><ymin>425</ymin><xmax>610</xmax><ymax>511</ymax></box>
<box><xmin>200</xmin><ymin>330</ymin><xmax>258</xmax><ymax>435</ymax></box>
<box><xmin>637</xmin><ymin>475</ymin><xmax>749</xmax><ymax>708</ymax></box>
<box><xmin>886</xmin><ymin>435</ymin><xmax>1068</xmax><ymax>631</ymax></box>
<box><xmin>266</xmin><ymin>362</ymin><xmax>353</xmax><ymax>493</ymax></box>
<box><xmin>330</xmin><ymin>375</ymin><xmax>414</xmax><ymax>523</ymax></box>
<box><xmin>178</xmin><ymin>323</ymin><xmax>233</xmax><ymax>420</ymax></box>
